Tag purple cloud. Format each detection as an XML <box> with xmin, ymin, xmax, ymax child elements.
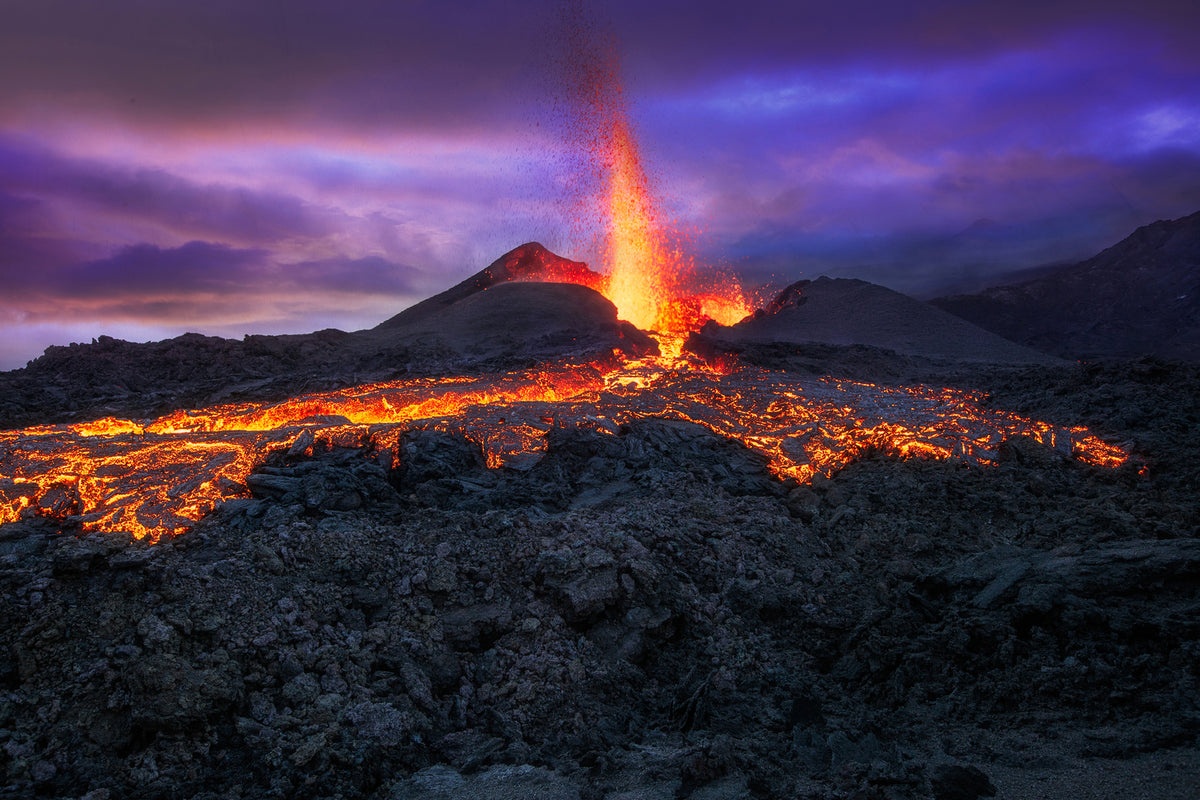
<box><xmin>52</xmin><ymin>241</ymin><xmax>270</xmax><ymax>298</ymax></box>
<box><xmin>283</xmin><ymin>255</ymin><xmax>423</xmax><ymax>295</ymax></box>
<box><xmin>0</xmin><ymin>137</ymin><xmax>332</xmax><ymax>245</ymax></box>
<box><xmin>14</xmin><ymin>241</ymin><xmax>424</xmax><ymax>305</ymax></box>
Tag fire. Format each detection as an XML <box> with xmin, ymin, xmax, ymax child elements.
<box><xmin>0</xmin><ymin>337</ymin><xmax>1129</xmax><ymax>542</ymax></box>
<box><xmin>605</xmin><ymin>119</ymin><xmax>664</xmax><ymax>329</ymax></box>
<box><xmin>558</xmin><ymin>6</ymin><xmax>753</xmax><ymax>334</ymax></box>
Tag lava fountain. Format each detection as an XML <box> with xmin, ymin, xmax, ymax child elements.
<box><xmin>605</xmin><ymin>117</ymin><xmax>663</xmax><ymax>331</ymax></box>
<box><xmin>556</xmin><ymin>3</ymin><xmax>752</xmax><ymax>333</ymax></box>
<box><xmin>599</xmin><ymin>91</ymin><xmax>753</xmax><ymax>334</ymax></box>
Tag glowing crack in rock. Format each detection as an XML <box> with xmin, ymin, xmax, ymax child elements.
<box><xmin>0</xmin><ymin>337</ymin><xmax>1127</xmax><ymax>542</ymax></box>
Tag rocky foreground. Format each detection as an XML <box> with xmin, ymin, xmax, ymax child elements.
<box><xmin>1</xmin><ymin>348</ymin><xmax>1197</xmax><ymax>799</ymax></box>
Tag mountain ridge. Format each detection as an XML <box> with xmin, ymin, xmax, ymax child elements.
<box><xmin>932</xmin><ymin>211</ymin><xmax>1200</xmax><ymax>360</ymax></box>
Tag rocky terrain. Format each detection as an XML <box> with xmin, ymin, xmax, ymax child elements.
<box><xmin>705</xmin><ymin>277</ymin><xmax>1056</xmax><ymax>365</ymax></box>
<box><xmin>1</xmin><ymin>242</ymin><xmax>1198</xmax><ymax>798</ymax></box>
<box><xmin>932</xmin><ymin>211</ymin><xmax>1200</xmax><ymax>361</ymax></box>
<box><xmin>2</xmin><ymin>342</ymin><xmax>1198</xmax><ymax>799</ymax></box>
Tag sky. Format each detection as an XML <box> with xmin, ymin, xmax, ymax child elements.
<box><xmin>2</xmin><ymin>0</ymin><xmax>1199</xmax><ymax>369</ymax></box>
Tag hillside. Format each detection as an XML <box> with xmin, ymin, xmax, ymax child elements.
<box><xmin>932</xmin><ymin>212</ymin><xmax>1200</xmax><ymax>360</ymax></box>
<box><xmin>699</xmin><ymin>276</ymin><xmax>1058</xmax><ymax>364</ymax></box>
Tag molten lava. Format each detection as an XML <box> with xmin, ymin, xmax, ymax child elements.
<box><xmin>557</xmin><ymin>3</ymin><xmax>754</xmax><ymax>334</ymax></box>
<box><xmin>600</xmin><ymin>120</ymin><xmax>753</xmax><ymax>332</ymax></box>
<box><xmin>605</xmin><ymin>119</ymin><xmax>663</xmax><ymax>330</ymax></box>
<box><xmin>0</xmin><ymin>336</ymin><xmax>1128</xmax><ymax>542</ymax></box>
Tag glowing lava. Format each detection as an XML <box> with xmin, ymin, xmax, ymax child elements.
<box><xmin>600</xmin><ymin>114</ymin><xmax>753</xmax><ymax>333</ymax></box>
<box><xmin>0</xmin><ymin>339</ymin><xmax>1129</xmax><ymax>542</ymax></box>
<box><xmin>605</xmin><ymin>119</ymin><xmax>663</xmax><ymax>329</ymax></box>
<box><xmin>556</xmin><ymin>4</ymin><xmax>753</xmax><ymax>333</ymax></box>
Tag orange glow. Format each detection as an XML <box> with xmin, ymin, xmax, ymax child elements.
<box><xmin>599</xmin><ymin>120</ymin><xmax>754</xmax><ymax>332</ymax></box>
<box><xmin>562</xmin><ymin>29</ymin><xmax>755</xmax><ymax>333</ymax></box>
<box><xmin>0</xmin><ymin>337</ymin><xmax>1131</xmax><ymax>541</ymax></box>
<box><xmin>0</xmin><ymin>44</ymin><xmax>1131</xmax><ymax>543</ymax></box>
<box><xmin>605</xmin><ymin>119</ymin><xmax>665</xmax><ymax>329</ymax></box>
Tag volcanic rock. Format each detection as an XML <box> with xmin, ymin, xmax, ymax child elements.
<box><xmin>928</xmin><ymin>764</ymin><xmax>996</xmax><ymax>800</ymax></box>
<box><xmin>2</xmin><ymin>241</ymin><xmax>1200</xmax><ymax>799</ymax></box>
<box><xmin>361</xmin><ymin>280</ymin><xmax>650</xmax><ymax>365</ymax></box>
<box><xmin>932</xmin><ymin>210</ymin><xmax>1200</xmax><ymax>360</ymax></box>
<box><xmin>699</xmin><ymin>276</ymin><xmax>1057</xmax><ymax>363</ymax></box>
<box><xmin>1</xmin><ymin>358</ymin><xmax>1199</xmax><ymax>798</ymax></box>
<box><xmin>375</xmin><ymin>241</ymin><xmax>605</xmax><ymax>328</ymax></box>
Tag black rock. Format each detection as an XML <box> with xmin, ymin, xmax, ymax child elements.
<box><xmin>929</xmin><ymin>764</ymin><xmax>996</xmax><ymax>800</ymax></box>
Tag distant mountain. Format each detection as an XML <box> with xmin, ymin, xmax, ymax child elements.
<box><xmin>932</xmin><ymin>212</ymin><xmax>1200</xmax><ymax>360</ymax></box>
<box><xmin>698</xmin><ymin>276</ymin><xmax>1057</xmax><ymax>364</ymax></box>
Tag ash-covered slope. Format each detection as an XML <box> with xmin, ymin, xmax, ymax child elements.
<box><xmin>696</xmin><ymin>276</ymin><xmax>1057</xmax><ymax>364</ymax></box>
<box><xmin>0</xmin><ymin>244</ymin><xmax>646</xmax><ymax>430</ymax></box>
<box><xmin>932</xmin><ymin>211</ymin><xmax>1200</xmax><ymax>360</ymax></box>
<box><xmin>375</xmin><ymin>241</ymin><xmax>605</xmax><ymax>329</ymax></box>
<box><xmin>361</xmin><ymin>242</ymin><xmax>645</xmax><ymax>364</ymax></box>
<box><xmin>357</xmin><ymin>279</ymin><xmax>649</xmax><ymax>367</ymax></box>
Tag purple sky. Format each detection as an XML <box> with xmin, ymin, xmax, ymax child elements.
<box><xmin>2</xmin><ymin>0</ymin><xmax>1199</xmax><ymax>369</ymax></box>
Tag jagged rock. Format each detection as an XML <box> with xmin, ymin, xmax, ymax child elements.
<box><xmin>0</xmin><ymin>351</ymin><xmax>1198</xmax><ymax>799</ymax></box>
<box><xmin>0</xmin><ymin>243</ymin><xmax>653</xmax><ymax>430</ymax></box>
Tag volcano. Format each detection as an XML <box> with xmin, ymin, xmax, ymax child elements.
<box><xmin>1</xmin><ymin>244</ymin><xmax>1198</xmax><ymax>800</ymax></box>
<box><xmin>698</xmin><ymin>276</ymin><xmax>1058</xmax><ymax>364</ymax></box>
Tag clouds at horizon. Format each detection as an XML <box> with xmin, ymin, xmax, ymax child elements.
<box><xmin>2</xmin><ymin>0</ymin><xmax>1200</xmax><ymax>368</ymax></box>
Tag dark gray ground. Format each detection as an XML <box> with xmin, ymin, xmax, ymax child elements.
<box><xmin>1</xmin><ymin>345</ymin><xmax>1197</xmax><ymax>799</ymax></box>
<box><xmin>707</xmin><ymin>277</ymin><xmax>1056</xmax><ymax>365</ymax></box>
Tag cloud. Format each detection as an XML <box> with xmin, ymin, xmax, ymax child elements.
<box><xmin>0</xmin><ymin>1</ymin><xmax>552</xmax><ymax>135</ymax></box>
<box><xmin>283</xmin><ymin>255</ymin><xmax>424</xmax><ymax>295</ymax></box>
<box><xmin>0</xmin><ymin>136</ymin><xmax>333</xmax><ymax>246</ymax></box>
<box><xmin>51</xmin><ymin>241</ymin><xmax>270</xmax><ymax>299</ymax></box>
<box><xmin>5</xmin><ymin>1</ymin><xmax>1192</xmax><ymax>137</ymax></box>
<box><xmin>11</xmin><ymin>240</ymin><xmax>426</xmax><ymax>305</ymax></box>
<box><xmin>1</xmin><ymin>0</ymin><xmax>1199</xmax><ymax>363</ymax></box>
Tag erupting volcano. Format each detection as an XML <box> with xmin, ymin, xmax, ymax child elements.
<box><xmin>0</xmin><ymin>234</ymin><xmax>1129</xmax><ymax>542</ymax></box>
<box><xmin>0</xmin><ymin>50</ymin><xmax>1133</xmax><ymax>543</ymax></box>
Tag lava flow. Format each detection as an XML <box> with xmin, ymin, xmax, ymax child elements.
<box><xmin>0</xmin><ymin>335</ymin><xmax>1128</xmax><ymax>542</ymax></box>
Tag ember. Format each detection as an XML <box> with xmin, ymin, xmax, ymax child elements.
<box><xmin>561</xmin><ymin>5</ymin><xmax>755</xmax><ymax>334</ymax></box>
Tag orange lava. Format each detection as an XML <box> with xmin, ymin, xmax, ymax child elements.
<box><xmin>0</xmin><ymin>339</ymin><xmax>1129</xmax><ymax>542</ymax></box>
<box><xmin>600</xmin><ymin>118</ymin><xmax>753</xmax><ymax>332</ymax></box>
<box><xmin>558</xmin><ymin>6</ymin><xmax>754</xmax><ymax>333</ymax></box>
<box><xmin>605</xmin><ymin>118</ymin><xmax>664</xmax><ymax>329</ymax></box>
